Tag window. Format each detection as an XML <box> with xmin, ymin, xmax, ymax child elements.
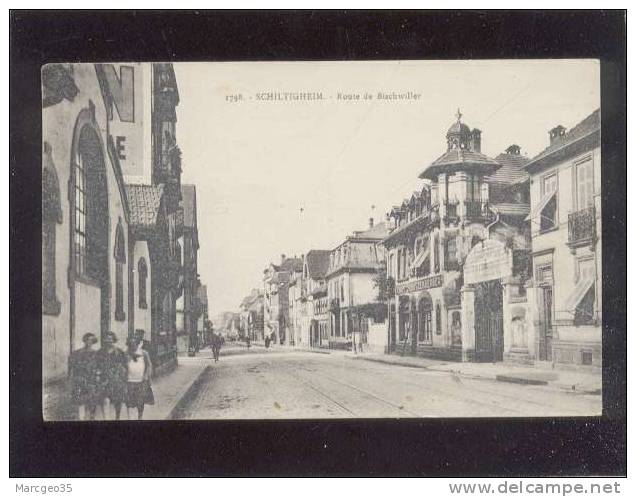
<box><xmin>540</xmin><ymin>173</ymin><xmax>558</xmax><ymax>231</ymax></box>
<box><xmin>574</xmin><ymin>158</ymin><xmax>594</xmax><ymax>210</ymax></box>
<box><xmin>73</xmin><ymin>143</ymin><xmax>88</xmax><ymax>276</ymax></box>
<box><xmin>435</xmin><ymin>302</ymin><xmax>442</xmax><ymax>335</ymax></box>
<box><xmin>433</xmin><ymin>234</ymin><xmax>440</xmax><ymax>273</ymax></box>
<box><xmin>445</xmin><ymin>235</ymin><xmax>458</xmax><ymax>270</ymax></box>
<box><xmin>418</xmin><ymin>305</ymin><xmax>432</xmax><ymax>343</ymax></box>
<box><xmin>114</xmin><ymin>219</ymin><xmax>126</xmax><ymax>321</ymax></box>
<box><xmin>138</xmin><ymin>257</ymin><xmax>148</xmax><ymax>309</ymax></box>
<box><xmin>42</xmin><ymin>142</ymin><xmax>62</xmax><ymax>315</ymax></box>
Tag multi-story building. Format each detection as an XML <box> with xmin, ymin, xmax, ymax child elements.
<box><xmin>303</xmin><ymin>250</ymin><xmax>331</xmax><ymax>348</ymax></box>
<box><xmin>524</xmin><ymin>109</ymin><xmax>601</xmax><ymax>368</ymax></box>
<box><xmin>42</xmin><ymin>64</ymin><xmax>133</xmax><ymax>384</ymax></box>
<box><xmin>263</xmin><ymin>255</ymin><xmax>303</xmax><ymax>345</ymax></box>
<box><xmin>382</xmin><ymin>111</ymin><xmax>532</xmax><ymax>363</ymax></box>
<box><xmin>196</xmin><ymin>284</ymin><xmax>210</xmax><ymax>348</ymax></box>
<box><xmin>42</xmin><ymin>62</ymin><xmax>186</xmax><ymax>385</ymax></box>
<box><xmin>176</xmin><ymin>184</ymin><xmax>200</xmax><ymax>356</ymax></box>
<box><xmin>239</xmin><ymin>288</ymin><xmax>264</xmax><ymax>341</ymax></box>
<box><xmin>326</xmin><ymin>219</ymin><xmax>388</xmax><ymax>351</ymax></box>
<box><xmin>115</xmin><ymin>63</ymin><xmax>183</xmax><ymax>373</ymax></box>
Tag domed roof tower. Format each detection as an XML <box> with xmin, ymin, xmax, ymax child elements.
<box><xmin>419</xmin><ymin>109</ymin><xmax>501</xmax><ymax>181</ymax></box>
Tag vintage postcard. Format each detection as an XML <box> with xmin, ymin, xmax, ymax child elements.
<box><xmin>41</xmin><ymin>60</ymin><xmax>602</xmax><ymax>421</ymax></box>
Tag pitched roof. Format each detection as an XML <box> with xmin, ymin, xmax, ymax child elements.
<box><xmin>180</xmin><ymin>184</ymin><xmax>197</xmax><ymax>228</ymax></box>
<box><xmin>525</xmin><ymin>109</ymin><xmax>600</xmax><ymax>170</ymax></box>
<box><xmin>419</xmin><ymin>148</ymin><xmax>501</xmax><ymax>180</ymax></box>
<box><xmin>305</xmin><ymin>250</ymin><xmax>331</xmax><ymax>279</ymax></box>
<box><xmin>280</xmin><ymin>257</ymin><xmax>303</xmax><ymax>273</ymax></box>
<box><xmin>490</xmin><ymin>151</ymin><xmax>530</xmax><ymax>185</ymax></box>
<box><xmin>126</xmin><ymin>184</ymin><xmax>164</xmax><ymax>228</ymax></box>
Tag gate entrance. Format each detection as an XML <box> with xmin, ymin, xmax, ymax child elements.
<box><xmin>474</xmin><ymin>280</ymin><xmax>504</xmax><ymax>362</ymax></box>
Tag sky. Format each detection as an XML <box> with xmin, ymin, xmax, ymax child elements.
<box><xmin>173</xmin><ymin>60</ymin><xmax>600</xmax><ymax>315</ymax></box>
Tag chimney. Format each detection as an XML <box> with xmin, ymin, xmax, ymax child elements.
<box><xmin>549</xmin><ymin>125</ymin><xmax>566</xmax><ymax>145</ymax></box>
<box><xmin>368</xmin><ymin>217</ymin><xmax>375</xmax><ymax>229</ymax></box>
<box><xmin>281</xmin><ymin>254</ymin><xmax>286</xmax><ymax>264</ymax></box>
<box><xmin>471</xmin><ymin>128</ymin><xmax>481</xmax><ymax>153</ymax></box>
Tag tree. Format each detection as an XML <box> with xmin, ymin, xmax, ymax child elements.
<box><xmin>372</xmin><ymin>261</ymin><xmax>389</xmax><ymax>303</ymax></box>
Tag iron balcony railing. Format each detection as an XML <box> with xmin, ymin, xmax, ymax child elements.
<box><xmin>568</xmin><ymin>206</ymin><xmax>596</xmax><ymax>246</ymax></box>
<box><xmin>464</xmin><ymin>199</ymin><xmax>487</xmax><ymax>219</ymax></box>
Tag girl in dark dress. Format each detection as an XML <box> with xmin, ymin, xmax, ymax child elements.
<box><xmin>96</xmin><ymin>331</ymin><xmax>128</xmax><ymax>420</ymax></box>
<box><xmin>68</xmin><ymin>332</ymin><xmax>99</xmax><ymax>420</ymax></box>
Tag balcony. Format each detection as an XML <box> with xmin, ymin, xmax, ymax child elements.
<box><xmin>464</xmin><ymin>200</ymin><xmax>490</xmax><ymax>220</ymax></box>
<box><xmin>568</xmin><ymin>206</ymin><xmax>596</xmax><ymax>249</ymax></box>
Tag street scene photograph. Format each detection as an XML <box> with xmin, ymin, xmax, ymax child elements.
<box><xmin>41</xmin><ymin>59</ymin><xmax>602</xmax><ymax>421</ymax></box>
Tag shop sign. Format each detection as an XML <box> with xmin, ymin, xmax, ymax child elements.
<box><xmin>395</xmin><ymin>274</ymin><xmax>443</xmax><ymax>295</ymax></box>
<box><xmin>464</xmin><ymin>239</ymin><xmax>511</xmax><ymax>285</ymax></box>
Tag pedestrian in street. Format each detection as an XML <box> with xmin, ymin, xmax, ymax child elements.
<box><xmin>125</xmin><ymin>336</ymin><xmax>154</xmax><ymax>420</ymax></box>
<box><xmin>264</xmin><ymin>335</ymin><xmax>270</xmax><ymax>349</ymax></box>
<box><xmin>96</xmin><ymin>331</ymin><xmax>127</xmax><ymax>420</ymax></box>
<box><xmin>68</xmin><ymin>332</ymin><xmax>100</xmax><ymax>421</ymax></box>
<box><xmin>246</xmin><ymin>335</ymin><xmax>251</xmax><ymax>350</ymax></box>
<box><xmin>211</xmin><ymin>332</ymin><xmax>221</xmax><ymax>362</ymax></box>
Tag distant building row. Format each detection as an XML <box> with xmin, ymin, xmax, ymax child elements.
<box><xmin>237</xmin><ymin>108</ymin><xmax>601</xmax><ymax>369</ymax></box>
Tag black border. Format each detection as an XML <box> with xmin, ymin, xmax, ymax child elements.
<box><xmin>10</xmin><ymin>10</ymin><xmax>627</xmax><ymax>477</ymax></box>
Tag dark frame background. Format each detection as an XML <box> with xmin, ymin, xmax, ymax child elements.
<box><xmin>9</xmin><ymin>10</ymin><xmax>627</xmax><ymax>477</ymax></box>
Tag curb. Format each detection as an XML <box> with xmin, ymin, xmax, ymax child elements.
<box><xmin>165</xmin><ymin>364</ymin><xmax>212</xmax><ymax>420</ymax></box>
<box><xmin>350</xmin><ymin>354</ymin><xmax>600</xmax><ymax>395</ymax></box>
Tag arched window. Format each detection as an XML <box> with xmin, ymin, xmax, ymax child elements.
<box><xmin>138</xmin><ymin>257</ymin><xmax>148</xmax><ymax>309</ymax></box>
<box><xmin>42</xmin><ymin>142</ymin><xmax>62</xmax><ymax>315</ymax></box>
<box><xmin>114</xmin><ymin>218</ymin><xmax>126</xmax><ymax>321</ymax></box>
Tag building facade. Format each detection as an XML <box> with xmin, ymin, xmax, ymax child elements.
<box><xmin>176</xmin><ymin>184</ymin><xmax>201</xmax><ymax>356</ymax></box>
<box><xmin>42</xmin><ymin>62</ymin><xmax>189</xmax><ymax>384</ymax></box>
<box><xmin>303</xmin><ymin>250</ymin><xmax>331</xmax><ymax>349</ymax></box>
<box><xmin>263</xmin><ymin>255</ymin><xmax>303</xmax><ymax>345</ymax></box>
<box><xmin>524</xmin><ymin>109</ymin><xmax>601</xmax><ymax>368</ymax></box>
<box><xmin>196</xmin><ymin>284</ymin><xmax>211</xmax><ymax>347</ymax></box>
<box><xmin>115</xmin><ymin>63</ymin><xmax>184</xmax><ymax>373</ymax></box>
<box><xmin>326</xmin><ymin>220</ymin><xmax>388</xmax><ymax>351</ymax></box>
<box><xmin>42</xmin><ymin>63</ymin><xmax>133</xmax><ymax>384</ymax></box>
<box><xmin>382</xmin><ymin>111</ymin><xmax>532</xmax><ymax>363</ymax></box>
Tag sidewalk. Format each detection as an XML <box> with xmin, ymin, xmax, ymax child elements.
<box><xmin>143</xmin><ymin>355</ymin><xmax>210</xmax><ymax>420</ymax></box>
<box><xmin>348</xmin><ymin>352</ymin><xmax>602</xmax><ymax>394</ymax></box>
<box><xmin>43</xmin><ymin>353</ymin><xmax>211</xmax><ymax>421</ymax></box>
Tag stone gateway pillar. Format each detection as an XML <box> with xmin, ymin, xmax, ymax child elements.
<box><xmin>460</xmin><ymin>284</ymin><xmax>475</xmax><ymax>362</ymax></box>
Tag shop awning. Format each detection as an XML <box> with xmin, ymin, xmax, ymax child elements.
<box><xmin>525</xmin><ymin>189</ymin><xmax>556</xmax><ymax>222</ymax></box>
<box><xmin>411</xmin><ymin>246</ymin><xmax>430</xmax><ymax>269</ymax></box>
<box><xmin>564</xmin><ymin>275</ymin><xmax>595</xmax><ymax>313</ymax></box>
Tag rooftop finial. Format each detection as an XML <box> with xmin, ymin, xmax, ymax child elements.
<box><xmin>455</xmin><ymin>108</ymin><xmax>462</xmax><ymax>122</ymax></box>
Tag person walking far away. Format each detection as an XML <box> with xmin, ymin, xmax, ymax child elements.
<box><xmin>68</xmin><ymin>332</ymin><xmax>100</xmax><ymax>421</ymax></box>
<box><xmin>212</xmin><ymin>332</ymin><xmax>221</xmax><ymax>362</ymax></box>
<box><xmin>96</xmin><ymin>331</ymin><xmax>127</xmax><ymax>420</ymax></box>
<box><xmin>246</xmin><ymin>335</ymin><xmax>251</xmax><ymax>350</ymax></box>
<box><xmin>125</xmin><ymin>336</ymin><xmax>154</xmax><ymax>420</ymax></box>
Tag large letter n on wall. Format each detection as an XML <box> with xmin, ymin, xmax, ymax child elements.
<box><xmin>102</xmin><ymin>65</ymin><xmax>134</xmax><ymax>122</ymax></box>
